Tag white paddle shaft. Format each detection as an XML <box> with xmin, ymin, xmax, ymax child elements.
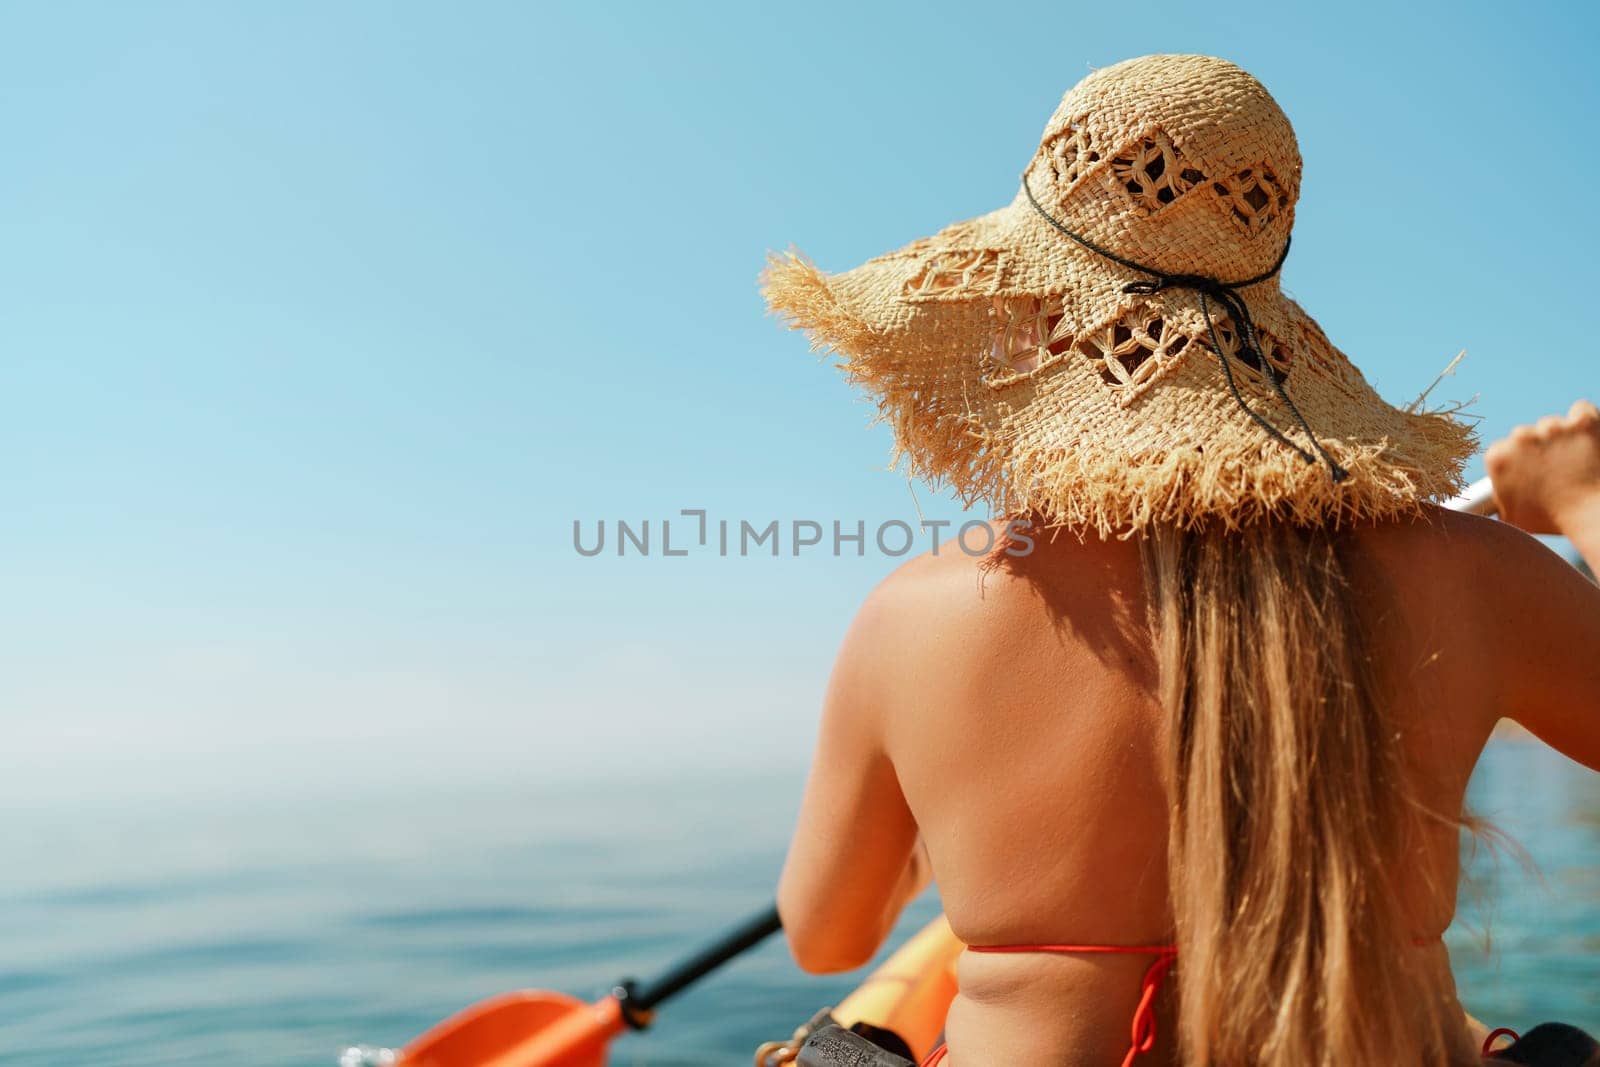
<box><xmin>1445</xmin><ymin>476</ymin><xmax>1497</xmax><ymax>517</ymax></box>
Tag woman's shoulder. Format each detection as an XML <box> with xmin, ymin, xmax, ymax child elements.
<box><xmin>1347</xmin><ymin>504</ymin><xmax>1567</xmax><ymax>585</ymax></box>
<box><xmin>845</xmin><ymin>524</ymin><xmax>998</xmax><ymax>639</ymax></box>
<box><xmin>846</xmin><ymin>520</ymin><xmax>1142</xmax><ymax>656</ymax></box>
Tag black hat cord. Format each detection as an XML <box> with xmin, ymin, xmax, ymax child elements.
<box><xmin>1021</xmin><ymin>171</ymin><xmax>1349</xmax><ymax>483</ymax></box>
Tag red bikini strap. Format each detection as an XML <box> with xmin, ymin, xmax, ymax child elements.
<box><xmin>967</xmin><ymin>944</ymin><xmax>1179</xmax><ymax>1066</ymax></box>
<box><xmin>966</xmin><ymin>943</ymin><xmax>1178</xmax><ymax>956</ymax></box>
<box><xmin>1483</xmin><ymin>1027</ymin><xmax>1520</xmax><ymax>1056</ymax></box>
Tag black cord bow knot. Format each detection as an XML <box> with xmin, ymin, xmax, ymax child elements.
<box><xmin>1122</xmin><ymin>274</ymin><xmax>1218</xmax><ymax>296</ymax></box>
<box><xmin>1021</xmin><ymin>172</ymin><xmax>1349</xmax><ymax>483</ymax></box>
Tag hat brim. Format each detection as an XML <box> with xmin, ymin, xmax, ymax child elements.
<box><xmin>762</xmin><ymin>193</ymin><xmax>1475</xmax><ymax>535</ymax></box>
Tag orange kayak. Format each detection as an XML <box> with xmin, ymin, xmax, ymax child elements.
<box><xmin>755</xmin><ymin>916</ymin><xmax>963</xmax><ymax>1066</ymax></box>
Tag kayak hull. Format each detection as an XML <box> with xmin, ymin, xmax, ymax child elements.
<box><xmin>773</xmin><ymin>916</ymin><xmax>962</xmax><ymax>1064</ymax></box>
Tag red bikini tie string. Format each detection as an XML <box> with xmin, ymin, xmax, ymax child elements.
<box><xmin>1482</xmin><ymin>1027</ymin><xmax>1520</xmax><ymax>1056</ymax></box>
<box><xmin>1125</xmin><ymin>950</ymin><xmax>1178</xmax><ymax>1067</ymax></box>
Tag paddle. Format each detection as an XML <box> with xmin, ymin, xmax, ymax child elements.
<box><xmin>396</xmin><ymin>904</ymin><xmax>782</xmax><ymax>1067</ymax></box>
<box><xmin>1448</xmin><ymin>476</ymin><xmax>1498</xmax><ymax>516</ymax></box>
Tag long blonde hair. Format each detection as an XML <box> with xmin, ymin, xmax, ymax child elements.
<box><xmin>1141</xmin><ymin>522</ymin><xmax>1475</xmax><ymax>1066</ymax></box>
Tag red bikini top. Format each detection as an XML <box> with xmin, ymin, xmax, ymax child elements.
<box><xmin>965</xmin><ymin>943</ymin><xmax>1177</xmax><ymax>1067</ymax></box>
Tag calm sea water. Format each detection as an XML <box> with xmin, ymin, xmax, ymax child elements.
<box><xmin>2</xmin><ymin>740</ymin><xmax>1595</xmax><ymax>1066</ymax></box>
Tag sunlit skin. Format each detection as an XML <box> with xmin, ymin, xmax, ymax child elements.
<box><xmin>778</xmin><ymin>400</ymin><xmax>1600</xmax><ymax>1065</ymax></box>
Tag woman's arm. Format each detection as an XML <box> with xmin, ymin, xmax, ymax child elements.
<box><xmin>1483</xmin><ymin>400</ymin><xmax>1600</xmax><ymax>770</ymax></box>
<box><xmin>777</xmin><ymin>577</ymin><xmax>930</xmax><ymax>974</ymax></box>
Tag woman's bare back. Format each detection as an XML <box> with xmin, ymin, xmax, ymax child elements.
<box><xmin>779</xmin><ymin>500</ymin><xmax>1600</xmax><ymax>1065</ymax></box>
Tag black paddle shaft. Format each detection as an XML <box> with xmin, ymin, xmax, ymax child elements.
<box><xmin>614</xmin><ymin>904</ymin><xmax>783</xmax><ymax>1028</ymax></box>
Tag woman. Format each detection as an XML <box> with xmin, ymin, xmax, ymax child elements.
<box><xmin>763</xmin><ymin>55</ymin><xmax>1600</xmax><ymax>1067</ymax></box>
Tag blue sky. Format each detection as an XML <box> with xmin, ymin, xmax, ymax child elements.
<box><xmin>2</xmin><ymin>1</ymin><xmax>1596</xmax><ymax>807</ymax></box>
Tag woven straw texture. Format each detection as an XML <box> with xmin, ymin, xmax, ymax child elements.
<box><xmin>762</xmin><ymin>54</ymin><xmax>1474</xmax><ymax>536</ymax></box>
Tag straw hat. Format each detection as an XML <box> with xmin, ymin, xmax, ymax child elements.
<box><xmin>761</xmin><ymin>54</ymin><xmax>1473</xmax><ymax>535</ymax></box>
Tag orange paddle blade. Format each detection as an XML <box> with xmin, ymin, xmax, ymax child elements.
<box><xmin>401</xmin><ymin>991</ymin><xmax>625</xmax><ymax>1067</ymax></box>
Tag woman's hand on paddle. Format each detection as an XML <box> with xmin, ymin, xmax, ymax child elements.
<box><xmin>1485</xmin><ymin>399</ymin><xmax>1600</xmax><ymax>536</ymax></box>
